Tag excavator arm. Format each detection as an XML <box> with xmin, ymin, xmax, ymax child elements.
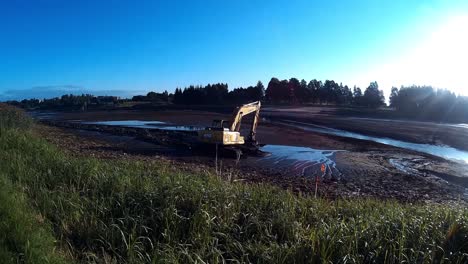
<box><xmin>229</xmin><ymin>101</ymin><xmax>261</xmax><ymax>143</ymax></box>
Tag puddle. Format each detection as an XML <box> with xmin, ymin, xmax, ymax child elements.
<box><xmin>280</xmin><ymin>120</ymin><xmax>468</xmax><ymax>163</ymax></box>
<box><xmin>389</xmin><ymin>159</ymin><xmax>420</xmax><ymax>174</ymax></box>
<box><xmin>28</xmin><ymin>111</ymin><xmax>57</xmax><ymax>120</ymax></box>
<box><xmin>257</xmin><ymin>145</ymin><xmax>343</xmax><ymax>179</ymax></box>
<box><xmin>148</xmin><ymin>125</ymin><xmax>202</xmax><ymax>131</ymax></box>
<box><xmin>451</xmin><ymin>124</ymin><xmax>468</xmax><ymax>129</ymax></box>
<box><xmin>80</xmin><ymin>120</ymin><xmax>202</xmax><ymax>131</ymax></box>
<box><xmin>348</xmin><ymin>117</ymin><xmax>468</xmax><ymax>130</ymax></box>
<box><xmin>81</xmin><ymin>120</ymin><xmax>165</xmax><ymax>128</ymax></box>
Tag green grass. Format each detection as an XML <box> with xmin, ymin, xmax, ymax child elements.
<box><xmin>1</xmin><ymin>103</ymin><xmax>468</xmax><ymax>263</ymax></box>
<box><xmin>0</xmin><ymin>174</ymin><xmax>68</xmax><ymax>264</ymax></box>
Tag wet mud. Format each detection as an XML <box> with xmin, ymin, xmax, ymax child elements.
<box><xmin>32</xmin><ymin>109</ymin><xmax>468</xmax><ymax>203</ymax></box>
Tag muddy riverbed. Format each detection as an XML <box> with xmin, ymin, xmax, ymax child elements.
<box><xmin>33</xmin><ymin>109</ymin><xmax>468</xmax><ymax>203</ymax></box>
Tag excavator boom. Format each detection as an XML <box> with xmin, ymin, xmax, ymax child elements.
<box><xmin>229</xmin><ymin>101</ymin><xmax>261</xmax><ymax>142</ymax></box>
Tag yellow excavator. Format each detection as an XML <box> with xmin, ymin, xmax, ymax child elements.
<box><xmin>197</xmin><ymin>101</ymin><xmax>265</xmax><ymax>157</ymax></box>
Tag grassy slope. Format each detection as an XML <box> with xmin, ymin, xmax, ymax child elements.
<box><xmin>0</xmin><ymin>106</ymin><xmax>67</xmax><ymax>263</ymax></box>
<box><xmin>0</xmin><ymin>104</ymin><xmax>467</xmax><ymax>263</ymax></box>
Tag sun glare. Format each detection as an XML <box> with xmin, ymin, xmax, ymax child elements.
<box><xmin>373</xmin><ymin>14</ymin><xmax>468</xmax><ymax>95</ymax></box>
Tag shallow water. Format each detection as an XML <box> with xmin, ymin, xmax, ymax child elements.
<box><xmin>348</xmin><ymin>117</ymin><xmax>468</xmax><ymax>130</ymax></box>
<box><xmin>82</xmin><ymin>120</ymin><xmax>165</xmax><ymax>128</ymax></box>
<box><xmin>280</xmin><ymin>120</ymin><xmax>468</xmax><ymax>163</ymax></box>
<box><xmin>81</xmin><ymin>120</ymin><xmax>202</xmax><ymax>131</ymax></box>
<box><xmin>451</xmin><ymin>124</ymin><xmax>468</xmax><ymax>129</ymax></box>
<box><xmin>28</xmin><ymin>111</ymin><xmax>57</xmax><ymax>120</ymax></box>
<box><xmin>388</xmin><ymin>159</ymin><xmax>419</xmax><ymax>174</ymax></box>
<box><xmin>156</xmin><ymin>125</ymin><xmax>202</xmax><ymax>131</ymax></box>
<box><xmin>258</xmin><ymin>145</ymin><xmax>342</xmax><ymax>178</ymax></box>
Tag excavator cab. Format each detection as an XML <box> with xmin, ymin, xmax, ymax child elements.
<box><xmin>209</xmin><ymin>119</ymin><xmax>228</xmax><ymax>130</ymax></box>
<box><xmin>199</xmin><ymin>118</ymin><xmax>244</xmax><ymax>145</ymax></box>
<box><xmin>198</xmin><ymin>126</ymin><xmax>245</xmax><ymax>145</ymax></box>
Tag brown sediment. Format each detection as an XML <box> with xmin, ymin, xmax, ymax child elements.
<box><xmin>46</xmin><ymin>106</ymin><xmax>468</xmax><ymax>151</ymax></box>
<box><xmin>34</xmin><ymin>108</ymin><xmax>468</xmax><ymax>203</ymax></box>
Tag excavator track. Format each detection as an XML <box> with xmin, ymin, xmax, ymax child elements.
<box><xmin>192</xmin><ymin>142</ymin><xmax>269</xmax><ymax>159</ymax></box>
<box><xmin>224</xmin><ymin>142</ymin><xmax>270</xmax><ymax>159</ymax></box>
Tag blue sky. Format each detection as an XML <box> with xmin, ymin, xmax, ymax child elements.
<box><xmin>1</xmin><ymin>0</ymin><xmax>467</xmax><ymax>100</ymax></box>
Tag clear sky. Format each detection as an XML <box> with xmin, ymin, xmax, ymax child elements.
<box><xmin>1</xmin><ymin>0</ymin><xmax>467</xmax><ymax>100</ymax></box>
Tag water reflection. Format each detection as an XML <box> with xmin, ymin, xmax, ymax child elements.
<box><xmin>81</xmin><ymin>120</ymin><xmax>202</xmax><ymax>131</ymax></box>
<box><xmin>280</xmin><ymin>120</ymin><xmax>468</xmax><ymax>163</ymax></box>
<box><xmin>258</xmin><ymin>145</ymin><xmax>342</xmax><ymax>178</ymax></box>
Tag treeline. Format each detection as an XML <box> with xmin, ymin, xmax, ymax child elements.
<box><xmin>264</xmin><ymin>78</ymin><xmax>385</xmax><ymax>107</ymax></box>
<box><xmin>5</xmin><ymin>77</ymin><xmax>468</xmax><ymax>122</ymax></box>
<box><xmin>5</xmin><ymin>77</ymin><xmax>386</xmax><ymax>109</ymax></box>
<box><xmin>171</xmin><ymin>78</ymin><xmax>386</xmax><ymax>108</ymax></box>
<box><xmin>6</xmin><ymin>94</ymin><xmax>120</xmax><ymax>110</ymax></box>
<box><xmin>132</xmin><ymin>91</ymin><xmax>169</xmax><ymax>102</ymax></box>
<box><xmin>7</xmin><ymin>91</ymin><xmax>172</xmax><ymax>110</ymax></box>
<box><xmin>173</xmin><ymin>82</ymin><xmax>264</xmax><ymax>105</ymax></box>
<box><xmin>390</xmin><ymin>86</ymin><xmax>468</xmax><ymax>122</ymax></box>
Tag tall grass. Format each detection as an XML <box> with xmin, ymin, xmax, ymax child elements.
<box><xmin>0</xmin><ymin>104</ymin><xmax>66</xmax><ymax>263</ymax></box>
<box><xmin>0</xmin><ymin>174</ymin><xmax>68</xmax><ymax>264</ymax></box>
<box><xmin>0</xmin><ymin>104</ymin><xmax>32</xmax><ymax>131</ymax></box>
<box><xmin>1</xmin><ymin>104</ymin><xmax>467</xmax><ymax>263</ymax></box>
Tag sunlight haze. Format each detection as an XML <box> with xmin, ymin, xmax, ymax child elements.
<box><xmin>355</xmin><ymin>13</ymin><xmax>468</xmax><ymax>97</ymax></box>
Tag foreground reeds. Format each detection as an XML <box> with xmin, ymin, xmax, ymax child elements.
<box><xmin>0</xmin><ymin>104</ymin><xmax>467</xmax><ymax>263</ymax></box>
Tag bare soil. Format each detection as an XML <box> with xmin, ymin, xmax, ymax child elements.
<box><xmin>34</xmin><ymin>108</ymin><xmax>468</xmax><ymax>203</ymax></box>
<box><xmin>262</xmin><ymin>106</ymin><xmax>468</xmax><ymax>151</ymax></box>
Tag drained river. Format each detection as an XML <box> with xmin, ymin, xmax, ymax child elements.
<box><xmin>29</xmin><ymin>111</ymin><xmax>468</xmax><ymax>165</ymax></box>
<box><xmin>277</xmin><ymin>120</ymin><xmax>468</xmax><ymax>163</ymax></box>
<box><xmin>81</xmin><ymin>119</ymin><xmax>468</xmax><ymax>164</ymax></box>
